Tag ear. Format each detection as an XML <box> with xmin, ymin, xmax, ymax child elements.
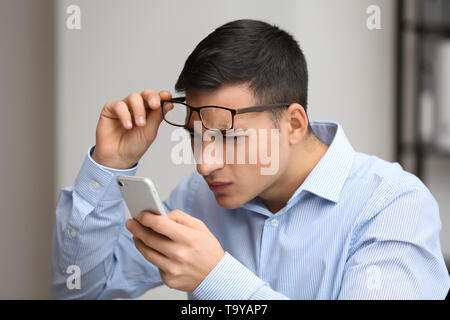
<box><xmin>283</xmin><ymin>103</ymin><xmax>309</xmax><ymax>145</ymax></box>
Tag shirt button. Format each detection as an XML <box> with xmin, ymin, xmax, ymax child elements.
<box><xmin>92</xmin><ymin>181</ymin><xmax>101</xmax><ymax>189</ymax></box>
<box><xmin>270</xmin><ymin>218</ymin><xmax>279</xmax><ymax>227</ymax></box>
<box><xmin>71</xmin><ymin>229</ymin><xmax>77</xmax><ymax>238</ymax></box>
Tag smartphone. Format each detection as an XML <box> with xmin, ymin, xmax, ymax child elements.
<box><xmin>116</xmin><ymin>175</ymin><xmax>166</xmax><ymax>219</ymax></box>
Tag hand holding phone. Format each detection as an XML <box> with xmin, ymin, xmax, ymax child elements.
<box><xmin>116</xmin><ymin>175</ymin><xmax>166</xmax><ymax>219</ymax></box>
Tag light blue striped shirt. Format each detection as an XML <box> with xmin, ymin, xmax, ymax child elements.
<box><xmin>51</xmin><ymin>120</ymin><xmax>450</xmax><ymax>299</ymax></box>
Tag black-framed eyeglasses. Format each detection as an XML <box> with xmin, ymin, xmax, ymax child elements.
<box><xmin>160</xmin><ymin>96</ymin><xmax>291</xmax><ymax>133</ymax></box>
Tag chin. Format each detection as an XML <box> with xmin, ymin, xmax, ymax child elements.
<box><xmin>214</xmin><ymin>193</ymin><xmax>247</xmax><ymax>210</ymax></box>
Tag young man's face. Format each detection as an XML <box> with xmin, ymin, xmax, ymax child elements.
<box><xmin>186</xmin><ymin>83</ymin><xmax>291</xmax><ymax>209</ymax></box>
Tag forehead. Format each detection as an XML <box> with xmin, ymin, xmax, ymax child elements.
<box><xmin>185</xmin><ymin>83</ymin><xmax>256</xmax><ymax>110</ymax></box>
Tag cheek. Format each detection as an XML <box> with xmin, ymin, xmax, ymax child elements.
<box><xmin>230</xmin><ymin>163</ymin><xmax>278</xmax><ymax>195</ymax></box>
<box><xmin>232</xmin><ymin>164</ymin><xmax>258</xmax><ymax>182</ymax></box>
<box><xmin>255</xmin><ymin>127</ymin><xmax>285</xmax><ymax>176</ymax></box>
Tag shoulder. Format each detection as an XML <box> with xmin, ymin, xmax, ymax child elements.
<box><xmin>164</xmin><ymin>171</ymin><xmax>204</xmax><ymax>214</ymax></box>
<box><xmin>350</xmin><ymin>152</ymin><xmax>434</xmax><ymax>201</ymax></box>
<box><xmin>348</xmin><ymin>152</ymin><xmax>440</xmax><ymax>237</ymax></box>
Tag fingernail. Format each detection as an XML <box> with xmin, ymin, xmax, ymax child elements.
<box><xmin>151</xmin><ymin>98</ymin><xmax>159</xmax><ymax>106</ymax></box>
<box><xmin>126</xmin><ymin>120</ymin><xmax>132</xmax><ymax>128</ymax></box>
<box><xmin>138</xmin><ymin>116</ymin><xmax>145</xmax><ymax>125</ymax></box>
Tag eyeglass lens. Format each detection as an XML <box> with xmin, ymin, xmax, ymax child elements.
<box><xmin>162</xmin><ymin>101</ymin><xmax>232</xmax><ymax>131</ymax></box>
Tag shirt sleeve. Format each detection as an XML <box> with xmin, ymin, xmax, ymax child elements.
<box><xmin>338</xmin><ymin>185</ymin><xmax>450</xmax><ymax>299</ymax></box>
<box><xmin>191</xmin><ymin>252</ymin><xmax>290</xmax><ymax>300</ymax></box>
<box><xmin>51</xmin><ymin>145</ymin><xmax>163</xmax><ymax>299</ymax></box>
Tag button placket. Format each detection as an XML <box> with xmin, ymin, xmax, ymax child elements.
<box><xmin>271</xmin><ymin>218</ymin><xmax>279</xmax><ymax>227</ymax></box>
<box><xmin>258</xmin><ymin>215</ymin><xmax>281</xmax><ymax>280</ymax></box>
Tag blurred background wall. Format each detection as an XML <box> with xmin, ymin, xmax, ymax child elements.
<box><xmin>0</xmin><ymin>0</ymin><xmax>448</xmax><ymax>299</ymax></box>
<box><xmin>0</xmin><ymin>0</ymin><xmax>55</xmax><ymax>299</ymax></box>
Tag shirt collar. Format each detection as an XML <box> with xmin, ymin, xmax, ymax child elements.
<box><xmin>287</xmin><ymin>120</ymin><xmax>355</xmax><ymax>205</ymax></box>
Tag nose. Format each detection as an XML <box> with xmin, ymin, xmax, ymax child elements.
<box><xmin>197</xmin><ymin>160</ymin><xmax>224</xmax><ymax>176</ymax></box>
<box><xmin>195</xmin><ymin>138</ymin><xmax>225</xmax><ymax>176</ymax></box>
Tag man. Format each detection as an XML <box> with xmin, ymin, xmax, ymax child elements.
<box><xmin>51</xmin><ymin>19</ymin><xmax>450</xmax><ymax>299</ymax></box>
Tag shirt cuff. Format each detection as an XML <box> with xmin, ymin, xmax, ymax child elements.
<box><xmin>191</xmin><ymin>252</ymin><xmax>267</xmax><ymax>300</ymax></box>
<box><xmin>73</xmin><ymin>145</ymin><xmax>139</xmax><ymax>207</ymax></box>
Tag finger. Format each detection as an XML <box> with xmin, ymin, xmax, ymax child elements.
<box><xmin>159</xmin><ymin>90</ymin><xmax>174</xmax><ymax>114</ymax></box>
<box><xmin>159</xmin><ymin>90</ymin><xmax>172</xmax><ymax>102</ymax></box>
<box><xmin>123</xmin><ymin>92</ymin><xmax>146</xmax><ymax>127</ymax></box>
<box><xmin>141</xmin><ymin>88</ymin><xmax>161</xmax><ymax>110</ymax></box>
<box><xmin>167</xmin><ymin>210</ymin><xmax>206</xmax><ymax>231</ymax></box>
<box><xmin>133</xmin><ymin>236</ymin><xmax>171</xmax><ymax>272</ymax></box>
<box><xmin>107</xmin><ymin>100</ymin><xmax>133</xmax><ymax>129</ymax></box>
<box><xmin>137</xmin><ymin>211</ymin><xmax>191</xmax><ymax>242</ymax></box>
<box><xmin>126</xmin><ymin>219</ymin><xmax>174</xmax><ymax>254</ymax></box>
<box><xmin>140</xmin><ymin>88</ymin><xmax>164</xmax><ymax>134</ymax></box>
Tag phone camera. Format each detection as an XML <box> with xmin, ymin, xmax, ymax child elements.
<box><xmin>118</xmin><ymin>180</ymin><xmax>123</xmax><ymax>187</ymax></box>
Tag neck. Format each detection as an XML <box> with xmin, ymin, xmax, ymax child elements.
<box><xmin>259</xmin><ymin>133</ymin><xmax>329</xmax><ymax>213</ymax></box>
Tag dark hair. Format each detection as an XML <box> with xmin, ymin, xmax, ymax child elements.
<box><xmin>175</xmin><ymin>19</ymin><xmax>311</xmax><ymax>132</ymax></box>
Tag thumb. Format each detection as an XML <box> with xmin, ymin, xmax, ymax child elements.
<box><xmin>167</xmin><ymin>209</ymin><xmax>207</xmax><ymax>231</ymax></box>
<box><xmin>144</xmin><ymin>101</ymin><xmax>162</xmax><ymax>128</ymax></box>
<box><xmin>142</xmin><ymin>90</ymin><xmax>172</xmax><ymax>137</ymax></box>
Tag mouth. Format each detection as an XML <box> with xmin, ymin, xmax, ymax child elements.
<box><xmin>207</xmin><ymin>181</ymin><xmax>233</xmax><ymax>193</ymax></box>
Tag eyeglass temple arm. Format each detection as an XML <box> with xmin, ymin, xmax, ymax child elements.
<box><xmin>236</xmin><ymin>104</ymin><xmax>290</xmax><ymax>114</ymax></box>
<box><xmin>162</xmin><ymin>96</ymin><xmax>186</xmax><ymax>104</ymax></box>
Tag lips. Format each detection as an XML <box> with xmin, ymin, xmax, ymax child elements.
<box><xmin>207</xmin><ymin>181</ymin><xmax>232</xmax><ymax>193</ymax></box>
